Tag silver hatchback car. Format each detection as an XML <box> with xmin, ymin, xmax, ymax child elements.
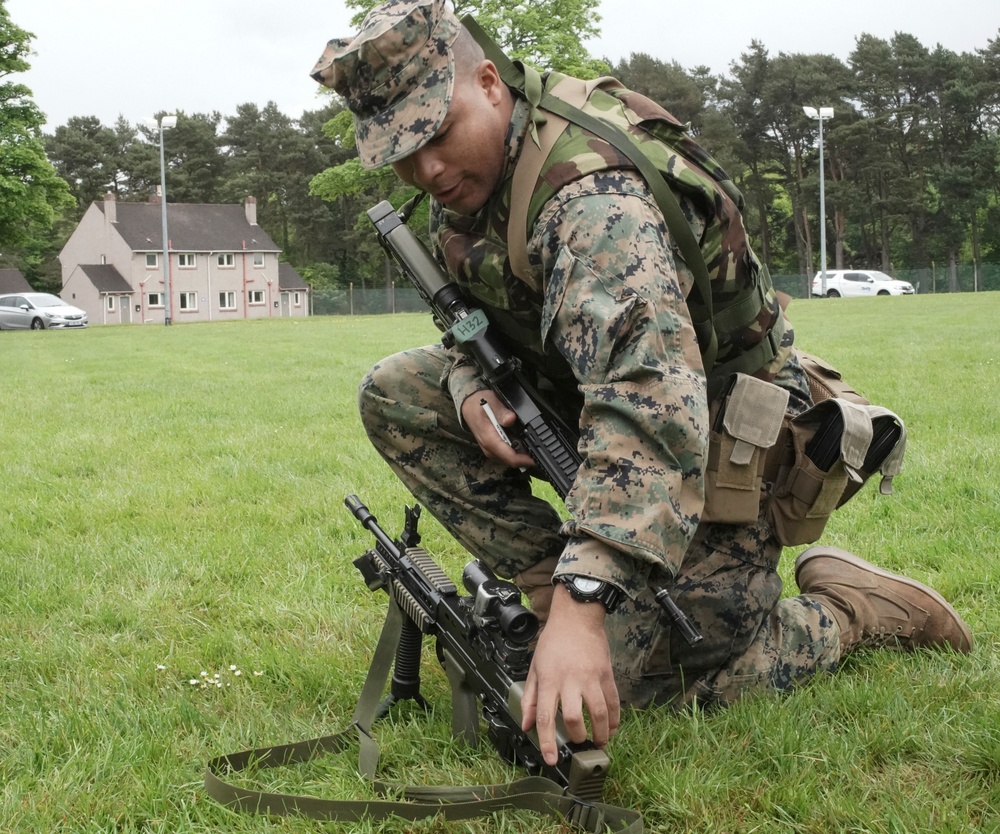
<box><xmin>0</xmin><ymin>293</ymin><xmax>88</xmax><ymax>330</ymax></box>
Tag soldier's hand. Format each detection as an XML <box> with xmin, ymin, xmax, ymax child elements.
<box><xmin>460</xmin><ymin>390</ymin><xmax>536</xmax><ymax>469</ymax></box>
<box><xmin>519</xmin><ymin>584</ymin><xmax>620</xmax><ymax>766</ymax></box>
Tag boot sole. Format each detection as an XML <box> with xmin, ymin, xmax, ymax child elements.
<box><xmin>795</xmin><ymin>546</ymin><xmax>973</xmax><ymax>652</ymax></box>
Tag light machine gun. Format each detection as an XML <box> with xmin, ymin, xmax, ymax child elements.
<box><xmin>204</xmin><ymin>495</ymin><xmax>643</xmax><ymax>831</ymax></box>
<box><xmin>346</xmin><ymin>494</ymin><xmax>611</xmax><ymax>801</ymax></box>
<box><xmin>366</xmin><ymin>199</ymin><xmax>702</xmax><ymax>646</ymax></box>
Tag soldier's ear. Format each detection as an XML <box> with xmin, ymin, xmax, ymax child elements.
<box><xmin>476</xmin><ymin>60</ymin><xmax>505</xmax><ymax>105</ymax></box>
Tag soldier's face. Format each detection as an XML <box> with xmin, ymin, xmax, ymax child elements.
<box><xmin>391</xmin><ymin>60</ymin><xmax>509</xmax><ymax>215</ymax></box>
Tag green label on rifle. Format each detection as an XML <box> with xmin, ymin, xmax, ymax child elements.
<box><xmin>451</xmin><ymin>309</ymin><xmax>488</xmax><ymax>343</ymax></box>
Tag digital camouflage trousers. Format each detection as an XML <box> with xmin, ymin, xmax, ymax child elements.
<box><xmin>357</xmin><ymin>344</ymin><xmax>842</xmax><ymax>709</ymax></box>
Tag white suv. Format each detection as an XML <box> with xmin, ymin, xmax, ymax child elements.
<box><xmin>811</xmin><ymin>270</ymin><xmax>915</xmax><ymax>298</ymax></box>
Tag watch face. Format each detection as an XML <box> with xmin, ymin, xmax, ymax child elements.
<box><xmin>572</xmin><ymin>576</ymin><xmax>603</xmax><ymax>594</ymax></box>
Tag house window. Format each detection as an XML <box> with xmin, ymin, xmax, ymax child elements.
<box><xmin>252</xmin><ymin>253</ymin><xmax>264</xmax><ymax>267</ymax></box>
<box><xmin>219</xmin><ymin>291</ymin><xmax>236</xmax><ymax>310</ymax></box>
<box><xmin>217</xmin><ymin>253</ymin><xmax>235</xmax><ymax>268</ymax></box>
<box><xmin>248</xmin><ymin>290</ymin><xmax>265</xmax><ymax>305</ymax></box>
<box><xmin>293</xmin><ymin>292</ymin><xmax>301</xmax><ymax>306</ymax></box>
<box><xmin>179</xmin><ymin>292</ymin><xmax>197</xmax><ymax>311</ymax></box>
<box><xmin>148</xmin><ymin>292</ymin><xmax>163</xmax><ymax>308</ymax></box>
<box><xmin>178</xmin><ymin>253</ymin><xmax>196</xmax><ymax>268</ymax></box>
<box><xmin>107</xmin><ymin>296</ymin><xmax>116</xmax><ymax>311</ymax></box>
<box><xmin>146</xmin><ymin>253</ymin><xmax>158</xmax><ymax>268</ymax></box>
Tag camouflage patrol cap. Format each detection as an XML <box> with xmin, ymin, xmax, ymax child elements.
<box><xmin>310</xmin><ymin>0</ymin><xmax>461</xmax><ymax>170</ymax></box>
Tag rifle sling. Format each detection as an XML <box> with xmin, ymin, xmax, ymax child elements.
<box><xmin>204</xmin><ymin>596</ymin><xmax>643</xmax><ymax>832</ymax></box>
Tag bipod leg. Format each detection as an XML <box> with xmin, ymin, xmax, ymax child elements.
<box><xmin>374</xmin><ymin>615</ymin><xmax>430</xmax><ymax>721</ymax></box>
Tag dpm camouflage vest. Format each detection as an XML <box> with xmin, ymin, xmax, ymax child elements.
<box><xmin>434</xmin><ymin>51</ymin><xmax>786</xmax><ymax>393</ymax></box>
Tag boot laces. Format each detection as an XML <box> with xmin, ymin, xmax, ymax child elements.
<box><xmin>859</xmin><ymin>623</ymin><xmax>908</xmax><ymax>649</ymax></box>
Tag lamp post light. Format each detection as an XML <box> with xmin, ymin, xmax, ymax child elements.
<box><xmin>803</xmin><ymin>106</ymin><xmax>834</xmax><ymax>297</ymax></box>
<box><xmin>146</xmin><ymin>114</ymin><xmax>177</xmax><ymax>324</ymax></box>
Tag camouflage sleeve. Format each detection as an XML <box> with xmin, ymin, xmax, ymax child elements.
<box><xmin>445</xmin><ymin>356</ymin><xmax>489</xmax><ymax>425</ymax></box>
<box><xmin>532</xmin><ymin>170</ymin><xmax>709</xmax><ymax>597</ymax></box>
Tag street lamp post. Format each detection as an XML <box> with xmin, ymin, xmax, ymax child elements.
<box><xmin>803</xmin><ymin>106</ymin><xmax>834</xmax><ymax>297</ymax></box>
<box><xmin>147</xmin><ymin>114</ymin><xmax>177</xmax><ymax>324</ymax></box>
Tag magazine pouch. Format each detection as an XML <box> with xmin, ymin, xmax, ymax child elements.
<box><xmin>703</xmin><ymin>373</ymin><xmax>789</xmax><ymax>525</ymax></box>
<box><xmin>767</xmin><ymin>397</ymin><xmax>906</xmax><ymax>546</ymax></box>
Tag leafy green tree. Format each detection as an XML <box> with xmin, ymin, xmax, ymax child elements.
<box><xmin>44</xmin><ymin>116</ymin><xmax>123</xmax><ymax>212</ymax></box>
<box><xmin>219</xmin><ymin>102</ymin><xmax>308</xmax><ymax>252</ymax></box>
<box><xmin>131</xmin><ymin>111</ymin><xmax>225</xmax><ymax>204</ymax></box>
<box><xmin>977</xmin><ymin>32</ymin><xmax>1000</xmax><ymax>263</ymax></box>
<box><xmin>288</xmin><ymin>104</ymin><xmax>360</xmax><ymax>267</ymax></box>
<box><xmin>219</xmin><ymin>101</ymin><xmax>359</xmax><ymax>268</ymax></box>
<box><xmin>717</xmin><ymin>42</ymin><xmax>784</xmax><ymax>268</ymax></box>
<box><xmin>346</xmin><ymin>0</ymin><xmax>606</xmax><ymax>76</ymax></box>
<box><xmin>846</xmin><ymin>34</ymin><xmax>937</xmax><ymax>272</ymax></box>
<box><xmin>923</xmin><ymin>46</ymin><xmax>998</xmax><ymax>290</ymax></box>
<box><xmin>0</xmin><ymin>1</ymin><xmax>73</xmax><ymax>266</ymax></box>
<box><xmin>719</xmin><ymin>45</ymin><xmax>860</xmax><ymax>279</ymax></box>
<box><xmin>308</xmin><ymin>110</ymin><xmax>415</xmax><ymax>290</ymax></box>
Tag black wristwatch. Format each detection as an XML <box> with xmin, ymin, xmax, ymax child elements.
<box><xmin>556</xmin><ymin>574</ymin><xmax>624</xmax><ymax>613</ymax></box>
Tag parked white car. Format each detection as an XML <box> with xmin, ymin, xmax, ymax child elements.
<box><xmin>0</xmin><ymin>293</ymin><xmax>88</xmax><ymax>329</ymax></box>
<box><xmin>811</xmin><ymin>270</ymin><xmax>915</xmax><ymax>298</ymax></box>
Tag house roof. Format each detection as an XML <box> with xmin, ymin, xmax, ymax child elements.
<box><xmin>278</xmin><ymin>263</ymin><xmax>309</xmax><ymax>291</ymax></box>
<box><xmin>99</xmin><ymin>201</ymin><xmax>280</xmax><ymax>253</ymax></box>
<box><xmin>78</xmin><ymin>264</ymin><xmax>133</xmax><ymax>294</ymax></box>
<box><xmin>0</xmin><ymin>268</ymin><xmax>33</xmax><ymax>293</ymax></box>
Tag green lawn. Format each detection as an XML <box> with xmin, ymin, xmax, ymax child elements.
<box><xmin>1</xmin><ymin>294</ymin><xmax>998</xmax><ymax>833</ymax></box>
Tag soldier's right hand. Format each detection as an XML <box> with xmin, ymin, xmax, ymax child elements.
<box><xmin>461</xmin><ymin>390</ymin><xmax>536</xmax><ymax>470</ymax></box>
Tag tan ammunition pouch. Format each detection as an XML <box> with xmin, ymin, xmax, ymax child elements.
<box><xmin>703</xmin><ymin>353</ymin><xmax>907</xmax><ymax>546</ymax></box>
<box><xmin>704</xmin><ymin>374</ymin><xmax>788</xmax><ymax>525</ymax></box>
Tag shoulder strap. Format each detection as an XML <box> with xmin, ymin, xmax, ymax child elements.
<box><xmin>204</xmin><ymin>596</ymin><xmax>644</xmax><ymax>832</ymax></box>
<box><xmin>463</xmin><ymin>14</ymin><xmax>718</xmax><ymax>373</ymax></box>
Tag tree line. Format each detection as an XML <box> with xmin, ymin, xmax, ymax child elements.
<box><xmin>2</xmin><ymin>0</ymin><xmax>999</xmax><ymax>297</ymax></box>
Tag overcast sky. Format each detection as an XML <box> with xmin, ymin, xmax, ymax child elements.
<box><xmin>8</xmin><ymin>0</ymin><xmax>999</xmax><ymax>131</ymax></box>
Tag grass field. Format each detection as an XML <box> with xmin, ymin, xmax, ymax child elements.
<box><xmin>1</xmin><ymin>293</ymin><xmax>998</xmax><ymax>833</ymax></box>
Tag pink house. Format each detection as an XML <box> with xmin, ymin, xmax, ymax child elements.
<box><xmin>59</xmin><ymin>194</ymin><xmax>310</xmax><ymax>325</ymax></box>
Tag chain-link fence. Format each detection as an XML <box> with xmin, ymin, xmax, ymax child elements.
<box><xmin>312</xmin><ymin>264</ymin><xmax>998</xmax><ymax>316</ymax></box>
<box><xmin>311</xmin><ymin>285</ymin><xmax>427</xmax><ymax>316</ymax></box>
<box><xmin>772</xmin><ymin>263</ymin><xmax>1000</xmax><ymax>299</ymax></box>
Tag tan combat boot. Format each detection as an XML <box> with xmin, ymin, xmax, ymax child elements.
<box><xmin>795</xmin><ymin>546</ymin><xmax>973</xmax><ymax>655</ymax></box>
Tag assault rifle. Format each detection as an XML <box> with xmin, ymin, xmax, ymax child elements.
<box><xmin>367</xmin><ymin>199</ymin><xmax>580</xmax><ymax>498</ymax></box>
<box><xmin>346</xmin><ymin>493</ymin><xmax>611</xmax><ymax>801</ymax></box>
<box><xmin>366</xmin><ymin>199</ymin><xmax>702</xmax><ymax>647</ymax></box>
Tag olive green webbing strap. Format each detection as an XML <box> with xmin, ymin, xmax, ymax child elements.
<box><xmin>204</xmin><ymin>596</ymin><xmax>643</xmax><ymax>832</ymax></box>
<box><xmin>463</xmin><ymin>15</ymin><xmax>718</xmax><ymax>373</ymax></box>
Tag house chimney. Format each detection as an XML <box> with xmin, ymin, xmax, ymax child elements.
<box><xmin>104</xmin><ymin>192</ymin><xmax>117</xmax><ymax>223</ymax></box>
<box><xmin>245</xmin><ymin>195</ymin><xmax>257</xmax><ymax>226</ymax></box>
